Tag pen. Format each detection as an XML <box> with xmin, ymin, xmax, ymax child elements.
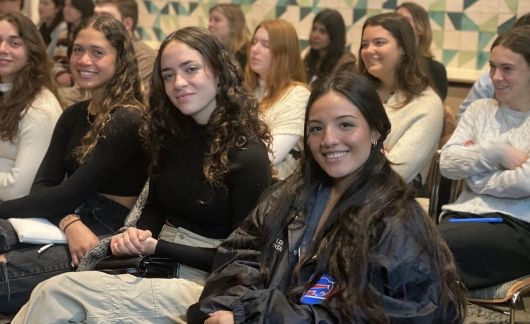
<box><xmin>38</xmin><ymin>243</ymin><xmax>54</xmax><ymax>254</ymax></box>
<box><xmin>448</xmin><ymin>217</ymin><xmax>503</xmax><ymax>223</ymax></box>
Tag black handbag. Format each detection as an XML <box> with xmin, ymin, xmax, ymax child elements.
<box><xmin>93</xmin><ymin>255</ymin><xmax>180</xmax><ymax>278</ymax></box>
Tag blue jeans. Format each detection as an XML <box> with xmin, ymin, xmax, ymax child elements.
<box><xmin>0</xmin><ymin>195</ymin><xmax>130</xmax><ymax>314</ymax></box>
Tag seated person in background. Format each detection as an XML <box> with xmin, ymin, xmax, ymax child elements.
<box><xmin>303</xmin><ymin>8</ymin><xmax>356</xmax><ymax>84</ymax></box>
<box><xmin>0</xmin><ymin>12</ymin><xmax>63</xmax><ymax>202</ymax></box>
<box><xmin>94</xmin><ymin>0</ymin><xmax>156</xmax><ymax>97</ymax></box>
<box><xmin>457</xmin><ymin>12</ymin><xmax>530</xmax><ymax>119</ymax></box>
<box><xmin>438</xmin><ymin>26</ymin><xmax>530</xmax><ymax>290</ymax></box>
<box><xmin>37</xmin><ymin>0</ymin><xmax>67</xmax><ymax>59</ymax></box>
<box><xmin>208</xmin><ymin>3</ymin><xmax>250</xmax><ymax>70</ymax></box>
<box><xmin>187</xmin><ymin>72</ymin><xmax>465</xmax><ymax>324</ymax></box>
<box><xmin>246</xmin><ymin>19</ymin><xmax>310</xmax><ymax>180</ymax></box>
<box><xmin>0</xmin><ymin>14</ymin><xmax>148</xmax><ymax>314</ymax></box>
<box><xmin>12</xmin><ymin>26</ymin><xmax>272</xmax><ymax>323</ymax></box>
<box><xmin>396</xmin><ymin>2</ymin><xmax>448</xmax><ymax>101</ymax></box>
<box><xmin>359</xmin><ymin>13</ymin><xmax>443</xmax><ymax>191</ymax></box>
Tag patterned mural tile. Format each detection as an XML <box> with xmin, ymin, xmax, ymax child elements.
<box><xmin>443</xmin><ymin>30</ymin><xmax>460</xmax><ymax>49</ymax></box>
<box><xmin>300</xmin><ymin>6</ymin><xmax>313</xmax><ymax>20</ymax></box>
<box><xmin>459</xmin><ymin>31</ymin><xmax>478</xmax><ymax>50</ymax></box>
<box><xmin>497</xmin><ymin>14</ymin><xmax>516</xmax><ymax>33</ymax></box>
<box><xmin>355</xmin><ymin>0</ymin><xmax>368</xmax><ymax>9</ymax></box>
<box><xmin>442</xmin><ymin>49</ymin><xmax>458</xmax><ymax>66</ymax></box>
<box><xmin>500</xmin><ymin>0</ymin><xmax>517</xmax><ymax>13</ymax></box>
<box><xmin>353</xmin><ymin>8</ymin><xmax>368</xmax><ymax>22</ymax></box>
<box><xmin>432</xmin><ymin>29</ymin><xmax>444</xmax><ymax>48</ymax></box>
<box><xmin>458</xmin><ymin>50</ymin><xmax>477</xmax><ymax>68</ymax></box>
<box><xmin>445</xmin><ymin>0</ymin><xmax>464</xmax><ymax>11</ymax></box>
<box><xmin>461</xmin><ymin>13</ymin><xmax>478</xmax><ymax>30</ymax></box>
<box><xmin>464</xmin><ymin>0</ymin><xmax>479</xmax><ymax>9</ymax></box>
<box><xmin>189</xmin><ymin>2</ymin><xmax>199</xmax><ymax>14</ymax></box>
<box><xmin>478</xmin><ymin>15</ymin><xmax>498</xmax><ymax>31</ymax></box>
<box><xmin>476</xmin><ymin>50</ymin><xmax>491</xmax><ymax>69</ymax></box>
<box><xmin>478</xmin><ymin>31</ymin><xmax>496</xmax><ymax>50</ymax></box>
<box><xmin>430</xmin><ymin>0</ymin><xmax>446</xmax><ymax>11</ymax></box>
<box><xmin>429</xmin><ymin>11</ymin><xmax>445</xmax><ymax>29</ymax></box>
<box><xmin>382</xmin><ymin>0</ymin><xmax>397</xmax><ymax>9</ymax></box>
<box><xmin>447</xmin><ymin>12</ymin><xmax>463</xmax><ymax>29</ymax></box>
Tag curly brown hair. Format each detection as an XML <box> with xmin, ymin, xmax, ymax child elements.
<box><xmin>143</xmin><ymin>26</ymin><xmax>271</xmax><ymax>188</ymax></box>
<box><xmin>0</xmin><ymin>12</ymin><xmax>61</xmax><ymax>142</ymax></box>
<box><xmin>70</xmin><ymin>14</ymin><xmax>145</xmax><ymax>163</ymax></box>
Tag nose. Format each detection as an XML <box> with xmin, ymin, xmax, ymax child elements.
<box><xmin>490</xmin><ymin>67</ymin><xmax>502</xmax><ymax>81</ymax></box>
<box><xmin>321</xmin><ymin>127</ymin><xmax>338</xmax><ymax>148</ymax></box>
<box><xmin>77</xmin><ymin>52</ymin><xmax>92</xmax><ymax>65</ymax></box>
<box><xmin>251</xmin><ymin>42</ymin><xmax>260</xmax><ymax>54</ymax></box>
<box><xmin>174</xmin><ymin>73</ymin><xmax>187</xmax><ymax>90</ymax></box>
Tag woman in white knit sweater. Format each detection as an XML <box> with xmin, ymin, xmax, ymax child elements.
<box><xmin>358</xmin><ymin>13</ymin><xmax>443</xmax><ymax>187</ymax></box>
<box><xmin>245</xmin><ymin>19</ymin><xmax>310</xmax><ymax>180</ymax></box>
<box><xmin>0</xmin><ymin>12</ymin><xmax>62</xmax><ymax>202</ymax></box>
<box><xmin>438</xmin><ymin>26</ymin><xmax>530</xmax><ymax>289</ymax></box>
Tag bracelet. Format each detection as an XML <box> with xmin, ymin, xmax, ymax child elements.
<box><xmin>59</xmin><ymin>214</ymin><xmax>81</xmax><ymax>231</ymax></box>
<box><xmin>62</xmin><ymin>219</ymin><xmax>81</xmax><ymax>232</ymax></box>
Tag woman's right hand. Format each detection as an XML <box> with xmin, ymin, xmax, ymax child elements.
<box><xmin>501</xmin><ymin>145</ymin><xmax>528</xmax><ymax>170</ymax></box>
<box><xmin>64</xmin><ymin>221</ymin><xmax>100</xmax><ymax>267</ymax></box>
<box><xmin>110</xmin><ymin>227</ymin><xmax>158</xmax><ymax>256</ymax></box>
<box><xmin>56</xmin><ymin>72</ymin><xmax>74</xmax><ymax>87</ymax></box>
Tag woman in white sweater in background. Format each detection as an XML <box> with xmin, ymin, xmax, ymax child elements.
<box><xmin>245</xmin><ymin>19</ymin><xmax>310</xmax><ymax>180</ymax></box>
<box><xmin>358</xmin><ymin>13</ymin><xmax>443</xmax><ymax>191</ymax></box>
<box><xmin>0</xmin><ymin>12</ymin><xmax>62</xmax><ymax>202</ymax></box>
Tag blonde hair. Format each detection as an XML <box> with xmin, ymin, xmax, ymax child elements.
<box><xmin>209</xmin><ymin>4</ymin><xmax>250</xmax><ymax>56</ymax></box>
<box><xmin>245</xmin><ymin>19</ymin><xmax>307</xmax><ymax>111</ymax></box>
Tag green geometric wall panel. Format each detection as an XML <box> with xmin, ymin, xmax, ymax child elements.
<box><xmin>136</xmin><ymin>0</ymin><xmax>525</xmax><ymax>73</ymax></box>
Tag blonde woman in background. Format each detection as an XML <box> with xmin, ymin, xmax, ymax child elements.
<box><xmin>246</xmin><ymin>19</ymin><xmax>310</xmax><ymax>180</ymax></box>
<box><xmin>208</xmin><ymin>4</ymin><xmax>250</xmax><ymax>70</ymax></box>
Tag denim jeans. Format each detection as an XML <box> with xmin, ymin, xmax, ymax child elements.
<box><xmin>0</xmin><ymin>195</ymin><xmax>130</xmax><ymax>314</ymax></box>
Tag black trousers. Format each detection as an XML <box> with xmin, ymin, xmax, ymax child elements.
<box><xmin>439</xmin><ymin>212</ymin><xmax>530</xmax><ymax>289</ymax></box>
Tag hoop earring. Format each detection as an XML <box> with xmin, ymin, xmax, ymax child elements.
<box><xmin>371</xmin><ymin>140</ymin><xmax>378</xmax><ymax>147</ymax></box>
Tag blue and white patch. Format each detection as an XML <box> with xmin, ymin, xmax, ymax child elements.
<box><xmin>300</xmin><ymin>274</ymin><xmax>336</xmax><ymax>305</ymax></box>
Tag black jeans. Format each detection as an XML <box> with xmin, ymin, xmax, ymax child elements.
<box><xmin>0</xmin><ymin>195</ymin><xmax>129</xmax><ymax>314</ymax></box>
<box><xmin>439</xmin><ymin>212</ymin><xmax>530</xmax><ymax>289</ymax></box>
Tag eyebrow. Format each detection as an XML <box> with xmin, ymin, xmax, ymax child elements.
<box><xmin>308</xmin><ymin>115</ymin><xmax>358</xmax><ymax>123</ymax></box>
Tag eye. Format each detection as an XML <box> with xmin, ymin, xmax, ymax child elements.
<box><xmin>374</xmin><ymin>39</ymin><xmax>386</xmax><ymax>46</ymax></box>
<box><xmin>10</xmin><ymin>40</ymin><xmax>24</xmax><ymax>48</ymax></box>
<box><xmin>185</xmin><ymin>65</ymin><xmax>199</xmax><ymax>74</ymax></box>
<box><xmin>339</xmin><ymin>121</ymin><xmax>354</xmax><ymax>129</ymax></box>
<box><xmin>93</xmin><ymin>50</ymin><xmax>104</xmax><ymax>57</ymax></box>
<box><xmin>360</xmin><ymin>42</ymin><xmax>368</xmax><ymax>49</ymax></box>
<box><xmin>161</xmin><ymin>72</ymin><xmax>174</xmax><ymax>82</ymax></box>
<box><xmin>308</xmin><ymin>125</ymin><xmax>322</xmax><ymax>134</ymax></box>
<box><xmin>71</xmin><ymin>45</ymin><xmax>83</xmax><ymax>53</ymax></box>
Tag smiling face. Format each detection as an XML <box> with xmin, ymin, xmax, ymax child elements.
<box><xmin>208</xmin><ymin>9</ymin><xmax>231</xmax><ymax>43</ymax></box>
<box><xmin>490</xmin><ymin>45</ymin><xmax>530</xmax><ymax>111</ymax></box>
<box><xmin>309</xmin><ymin>21</ymin><xmax>330</xmax><ymax>53</ymax></box>
<box><xmin>69</xmin><ymin>27</ymin><xmax>117</xmax><ymax>97</ymax></box>
<box><xmin>307</xmin><ymin>91</ymin><xmax>379</xmax><ymax>183</ymax></box>
<box><xmin>249</xmin><ymin>27</ymin><xmax>272</xmax><ymax>81</ymax></box>
<box><xmin>161</xmin><ymin>40</ymin><xmax>218</xmax><ymax>125</ymax></box>
<box><xmin>360</xmin><ymin>25</ymin><xmax>402</xmax><ymax>83</ymax></box>
<box><xmin>0</xmin><ymin>20</ymin><xmax>27</xmax><ymax>83</ymax></box>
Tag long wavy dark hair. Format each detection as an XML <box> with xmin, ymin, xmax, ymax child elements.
<box><xmin>358</xmin><ymin>13</ymin><xmax>429</xmax><ymax>108</ymax></box>
<box><xmin>254</xmin><ymin>72</ymin><xmax>465</xmax><ymax>322</ymax></box>
<box><xmin>70</xmin><ymin>14</ymin><xmax>145</xmax><ymax>163</ymax></box>
<box><xmin>143</xmin><ymin>26</ymin><xmax>271</xmax><ymax>188</ymax></box>
<box><xmin>0</xmin><ymin>12</ymin><xmax>61</xmax><ymax>142</ymax></box>
<box><xmin>303</xmin><ymin>9</ymin><xmax>350</xmax><ymax>82</ymax></box>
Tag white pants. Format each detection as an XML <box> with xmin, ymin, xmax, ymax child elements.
<box><xmin>13</xmin><ymin>226</ymin><xmax>222</xmax><ymax>324</ymax></box>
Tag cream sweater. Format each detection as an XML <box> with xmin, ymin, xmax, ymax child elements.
<box><xmin>0</xmin><ymin>88</ymin><xmax>62</xmax><ymax>201</ymax></box>
<box><xmin>384</xmin><ymin>87</ymin><xmax>443</xmax><ymax>183</ymax></box>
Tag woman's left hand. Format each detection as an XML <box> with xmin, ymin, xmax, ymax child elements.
<box><xmin>205</xmin><ymin>310</ymin><xmax>235</xmax><ymax>324</ymax></box>
<box><xmin>111</xmin><ymin>227</ymin><xmax>157</xmax><ymax>256</ymax></box>
<box><xmin>64</xmin><ymin>221</ymin><xmax>100</xmax><ymax>266</ymax></box>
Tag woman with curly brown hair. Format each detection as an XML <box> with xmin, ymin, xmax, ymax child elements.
<box><xmin>0</xmin><ymin>12</ymin><xmax>62</xmax><ymax>202</ymax></box>
<box><xmin>12</xmin><ymin>26</ymin><xmax>272</xmax><ymax>323</ymax></box>
<box><xmin>0</xmin><ymin>14</ymin><xmax>148</xmax><ymax>313</ymax></box>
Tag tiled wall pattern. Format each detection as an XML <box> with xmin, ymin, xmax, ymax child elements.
<box><xmin>136</xmin><ymin>0</ymin><xmax>528</xmax><ymax>78</ymax></box>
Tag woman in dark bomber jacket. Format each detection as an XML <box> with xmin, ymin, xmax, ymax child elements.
<box><xmin>188</xmin><ymin>72</ymin><xmax>465</xmax><ymax>324</ymax></box>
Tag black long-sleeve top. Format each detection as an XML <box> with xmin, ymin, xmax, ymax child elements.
<box><xmin>136</xmin><ymin>122</ymin><xmax>272</xmax><ymax>272</ymax></box>
<box><xmin>0</xmin><ymin>101</ymin><xmax>148</xmax><ymax>223</ymax></box>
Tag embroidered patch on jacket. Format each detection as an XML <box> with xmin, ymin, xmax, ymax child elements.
<box><xmin>272</xmin><ymin>238</ymin><xmax>284</xmax><ymax>252</ymax></box>
<box><xmin>300</xmin><ymin>274</ymin><xmax>336</xmax><ymax>305</ymax></box>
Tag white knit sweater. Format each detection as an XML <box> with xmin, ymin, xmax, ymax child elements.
<box><xmin>440</xmin><ymin>98</ymin><xmax>530</xmax><ymax>221</ymax></box>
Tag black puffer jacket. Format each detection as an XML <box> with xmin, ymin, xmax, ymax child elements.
<box><xmin>187</xmin><ymin>178</ymin><xmax>460</xmax><ymax>323</ymax></box>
